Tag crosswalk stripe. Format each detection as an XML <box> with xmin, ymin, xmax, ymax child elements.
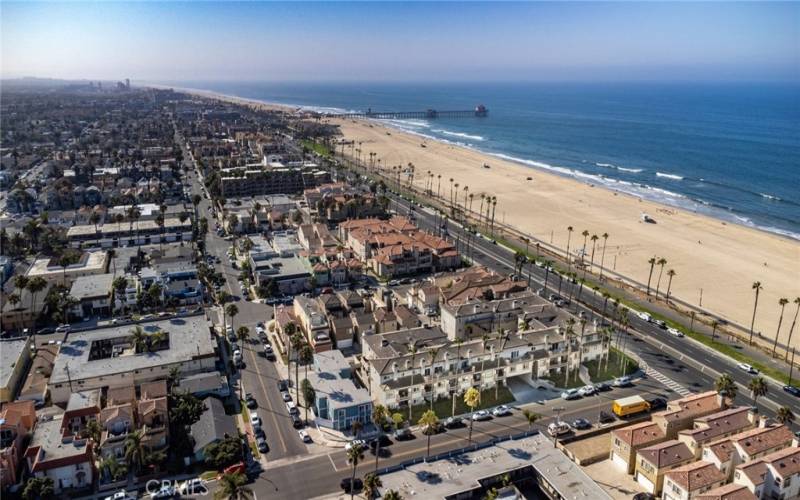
<box><xmin>638</xmin><ymin>358</ymin><xmax>691</xmax><ymax>396</ymax></box>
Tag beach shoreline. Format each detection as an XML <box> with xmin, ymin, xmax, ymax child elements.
<box><xmin>158</xmin><ymin>84</ymin><xmax>800</xmax><ymax>348</ymax></box>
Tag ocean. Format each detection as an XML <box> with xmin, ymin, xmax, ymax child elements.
<box><xmin>172</xmin><ymin>81</ymin><xmax>800</xmax><ymax>240</ymax></box>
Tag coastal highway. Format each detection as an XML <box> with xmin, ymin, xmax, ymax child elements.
<box><xmin>387</xmin><ymin>193</ymin><xmax>800</xmax><ymax>418</ymax></box>
<box><xmin>236</xmin><ymin>376</ymin><xmax>673</xmax><ymax>500</ymax></box>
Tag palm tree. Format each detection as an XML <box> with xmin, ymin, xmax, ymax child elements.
<box><xmin>750</xmin><ymin>281</ymin><xmax>763</xmax><ymax>344</ymax></box>
<box><xmin>580</xmin><ymin>229</ymin><xmax>589</xmax><ymax>264</ymax></box>
<box><xmin>748</xmin><ymin>376</ymin><xmax>768</xmax><ymax>412</ymax></box>
<box><xmin>665</xmin><ymin>269</ymin><xmax>676</xmax><ymax>302</ymax></box>
<box><xmin>85</xmin><ymin>419</ymin><xmax>101</xmax><ymax>443</ymax></box>
<box><xmin>710</xmin><ymin>320</ymin><xmax>720</xmax><ymax>341</ymax></box>
<box><xmin>521</xmin><ymin>409</ymin><xmax>540</xmax><ymax>432</ymax></box>
<box><xmin>130</xmin><ymin>326</ymin><xmax>148</xmax><ymax>353</ymax></box>
<box><xmin>419</xmin><ymin>409</ymin><xmax>439</xmax><ymax>460</ymax></box>
<box><xmin>236</xmin><ymin>326</ymin><xmax>250</xmax><ymax>345</ymax></box>
<box><xmin>646</xmin><ymin>257</ymin><xmax>657</xmax><ymax>295</ymax></box>
<box><xmin>773</xmin><ymin>298</ymin><xmax>789</xmax><ymax>356</ymax></box>
<box><xmin>464</xmin><ymin>387</ymin><xmax>480</xmax><ymax>443</ymax></box>
<box><xmin>214</xmin><ymin>472</ymin><xmax>253</xmax><ymax>500</ymax></box>
<box><xmin>363</xmin><ymin>472</ymin><xmax>382</xmax><ymax>500</ymax></box>
<box><xmin>451</xmin><ymin>338</ymin><xmax>463</xmax><ymax>417</ymax></box>
<box><xmin>124</xmin><ymin>428</ymin><xmax>146</xmax><ymax>474</ymax></box>
<box><xmin>351</xmin><ymin>420</ymin><xmax>363</xmax><ymax>439</ymax></box>
<box><xmin>299</xmin><ymin>344</ymin><xmax>314</xmax><ymax>422</ymax></box>
<box><xmin>26</xmin><ymin>276</ymin><xmax>47</xmax><ymax>345</ymax></box>
<box><xmin>654</xmin><ymin>257</ymin><xmax>668</xmax><ymax>298</ymax></box>
<box><xmin>785</xmin><ymin>297</ymin><xmax>800</xmax><ymax>360</ymax></box>
<box><xmin>599</xmin><ymin>233</ymin><xmax>609</xmax><ymax>279</ymax></box>
<box><xmin>714</xmin><ymin>374</ymin><xmax>737</xmax><ymax>400</ymax></box>
<box><xmin>406</xmin><ymin>340</ymin><xmax>418</xmax><ymax>421</ymax></box>
<box><xmin>588</xmin><ymin>234</ymin><xmax>599</xmax><ymax>273</ymax></box>
<box><xmin>776</xmin><ymin>406</ymin><xmax>795</xmax><ymax>425</ymax></box>
<box><xmin>565</xmin><ymin>226</ymin><xmax>574</xmax><ymax>272</ymax></box>
<box><xmin>384</xmin><ymin>490</ymin><xmax>403</xmax><ymax>500</ymax></box>
<box><xmin>290</xmin><ymin>333</ymin><xmax>305</xmax><ymax>395</ymax></box>
<box><xmin>346</xmin><ymin>442</ymin><xmax>365</xmax><ymax>500</ymax></box>
<box><xmin>495</xmin><ymin>330</ymin><xmax>510</xmax><ymax>398</ymax></box>
<box><xmin>225</xmin><ymin>303</ymin><xmax>239</xmax><ymax>333</ymax></box>
<box><xmin>371</xmin><ymin>404</ymin><xmax>388</xmax><ymax>472</ymax></box>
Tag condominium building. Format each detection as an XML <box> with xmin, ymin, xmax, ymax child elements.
<box><xmin>733</xmin><ymin>446</ymin><xmax>800</xmax><ymax>499</ymax></box>
<box><xmin>26</xmin><ymin>250</ymin><xmax>108</xmax><ymax>286</ymax></box>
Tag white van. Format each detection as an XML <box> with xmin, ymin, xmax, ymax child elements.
<box><xmin>547</xmin><ymin>421</ymin><xmax>571</xmax><ymax>436</ymax></box>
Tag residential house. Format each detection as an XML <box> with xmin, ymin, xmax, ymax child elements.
<box><xmin>678</xmin><ymin>407</ymin><xmax>757</xmax><ymax>459</ymax></box>
<box><xmin>0</xmin><ymin>338</ymin><xmax>31</xmax><ymax>403</ymax></box>
<box><xmin>18</xmin><ymin>344</ymin><xmax>58</xmax><ymax>406</ymax></box>
<box><xmin>611</xmin><ymin>421</ymin><xmax>668</xmax><ymax>474</ymax></box>
<box><xmin>733</xmin><ymin>446</ymin><xmax>800</xmax><ymax>500</ymax></box>
<box><xmin>25</xmin><ymin>415</ymin><xmax>94</xmax><ymax>494</ymax></box>
<box><xmin>663</xmin><ymin>461</ymin><xmax>728</xmax><ymax>500</ymax></box>
<box><xmin>695</xmin><ymin>483</ymin><xmax>756</xmax><ymax>500</ymax></box>
<box><xmin>634</xmin><ymin>439</ymin><xmax>695</xmax><ymax>494</ymax></box>
<box><xmin>70</xmin><ymin>273</ymin><xmax>114</xmax><ymax>319</ymax></box>
<box><xmin>307</xmin><ymin>350</ymin><xmax>373</xmax><ymax>431</ymax></box>
<box><xmin>190</xmin><ymin>398</ymin><xmax>237</xmax><ymax>463</ymax></box>
<box><xmin>293</xmin><ymin>296</ymin><xmax>332</xmax><ymax>352</ymax></box>
<box><xmin>701</xmin><ymin>422</ymin><xmax>795</xmax><ymax>480</ymax></box>
<box><xmin>652</xmin><ymin>391</ymin><xmax>726</xmax><ymax>440</ymax></box>
<box><xmin>176</xmin><ymin>371</ymin><xmax>230</xmax><ymax>399</ymax></box>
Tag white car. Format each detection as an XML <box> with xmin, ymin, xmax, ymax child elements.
<box><xmin>150</xmin><ymin>486</ymin><xmax>175</xmax><ymax>499</ymax></box>
<box><xmin>345</xmin><ymin>439</ymin><xmax>365</xmax><ymax>451</ymax></box>
<box><xmin>472</xmin><ymin>410</ymin><xmax>491</xmax><ymax>421</ymax></box>
<box><xmin>561</xmin><ymin>389</ymin><xmax>581</xmax><ymax>400</ymax></box>
<box><xmin>636</xmin><ymin>311</ymin><xmax>652</xmax><ymax>322</ymax></box>
<box><xmin>104</xmin><ymin>491</ymin><xmax>136</xmax><ymax>500</ymax></box>
<box><xmin>286</xmin><ymin>401</ymin><xmax>299</xmax><ymax>415</ymax></box>
<box><xmin>668</xmin><ymin>327</ymin><xmax>684</xmax><ymax>337</ymax></box>
<box><xmin>738</xmin><ymin>363</ymin><xmax>759</xmax><ymax>374</ymax></box>
<box><xmin>492</xmin><ymin>405</ymin><xmax>512</xmax><ymax>417</ymax></box>
<box><xmin>578</xmin><ymin>385</ymin><xmax>596</xmax><ymax>397</ymax></box>
<box><xmin>281</xmin><ymin>391</ymin><xmax>292</xmax><ymax>402</ymax></box>
<box><xmin>256</xmin><ymin>326</ymin><xmax>266</xmax><ymax>336</ymax></box>
<box><xmin>178</xmin><ymin>479</ymin><xmax>206</xmax><ymax>496</ymax></box>
<box><xmin>233</xmin><ymin>349</ymin><xmax>242</xmax><ymax>360</ymax></box>
<box><xmin>547</xmin><ymin>421</ymin><xmax>571</xmax><ymax>436</ymax></box>
<box><xmin>249</xmin><ymin>412</ymin><xmax>261</xmax><ymax>428</ymax></box>
<box><xmin>298</xmin><ymin>429</ymin><xmax>312</xmax><ymax>443</ymax></box>
<box><xmin>613</xmin><ymin>376</ymin><xmax>633</xmax><ymax>387</ymax></box>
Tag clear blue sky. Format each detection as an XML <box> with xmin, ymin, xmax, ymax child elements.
<box><xmin>2</xmin><ymin>2</ymin><xmax>798</xmax><ymax>82</ymax></box>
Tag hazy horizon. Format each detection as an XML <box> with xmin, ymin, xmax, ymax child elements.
<box><xmin>2</xmin><ymin>2</ymin><xmax>799</xmax><ymax>83</ymax></box>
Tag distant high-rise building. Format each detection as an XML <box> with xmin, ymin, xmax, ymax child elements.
<box><xmin>125</xmin><ymin>78</ymin><xmax>130</xmax><ymax>90</ymax></box>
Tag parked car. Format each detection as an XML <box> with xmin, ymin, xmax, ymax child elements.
<box><xmin>598</xmin><ymin>411</ymin><xmax>616</xmax><ymax>424</ymax></box>
<box><xmin>561</xmin><ymin>389</ymin><xmax>581</xmax><ymax>400</ymax></box>
<box><xmin>340</xmin><ymin>478</ymin><xmax>363</xmax><ymax>493</ymax></box>
<box><xmin>177</xmin><ymin>479</ymin><xmax>206</xmax><ymax>496</ymax></box>
<box><xmin>286</xmin><ymin>402</ymin><xmax>299</xmax><ymax>415</ymax></box>
<box><xmin>256</xmin><ymin>437</ymin><xmax>268</xmax><ymax>453</ymax></box>
<box><xmin>150</xmin><ymin>485</ymin><xmax>175</xmax><ymax>499</ymax></box>
<box><xmin>648</xmin><ymin>398</ymin><xmax>668</xmax><ymax>411</ymax></box>
<box><xmin>245</xmin><ymin>393</ymin><xmax>258</xmax><ymax>409</ymax></box>
<box><xmin>578</xmin><ymin>385</ymin><xmax>596</xmax><ymax>397</ymax></box>
<box><xmin>594</xmin><ymin>382</ymin><xmax>612</xmax><ymax>392</ymax></box>
<box><xmin>472</xmin><ymin>410</ymin><xmax>491</xmax><ymax>421</ymax></box>
<box><xmin>291</xmin><ymin>414</ymin><xmax>304</xmax><ymax>428</ymax></box>
<box><xmin>653</xmin><ymin>319</ymin><xmax>667</xmax><ymax>329</ymax></box>
<box><xmin>104</xmin><ymin>491</ymin><xmax>136</xmax><ymax>500</ymax></box>
<box><xmin>394</xmin><ymin>427</ymin><xmax>412</xmax><ymax>440</ymax></box>
<box><xmin>249</xmin><ymin>413</ymin><xmax>261</xmax><ymax>428</ymax></box>
<box><xmin>298</xmin><ymin>430</ymin><xmax>312</xmax><ymax>443</ymax></box>
<box><xmin>444</xmin><ymin>416</ymin><xmax>464</xmax><ymax>428</ymax></box>
<box><xmin>737</xmin><ymin>363</ymin><xmax>758</xmax><ymax>374</ymax></box>
<box><xmin>613</xmin><ymin>376</ymin><xmax>633</xmax><ymax>387</ymax></box>
<box><xmin>281</xmin><ymin>391</ymin><xmax>292</xmax><ymax>402</ymax></box>
<box><xmin>345</xmin><ymin>439</ymin><xmax>366</xmax><ymax>452</ymax></box>
<box><xmin>572</xmin><ymin>418</ymin><xmax>591</xmax><ymax>430</ymax></box>
<box><xmin>492</xmin><ymin>405</ymin><xmax>512</xmax><ymax>417</ymax></box>
<box><xmin>547</xmin><ymin>421</ymin><xmax>571</xmax><ymax>436</ymax></box>
<box><xmin>277</xmin><ymin>380</ymin><xmax>288</xmax><ymax>391</ymax></box>
<box><xmin>667</xmin><ymin>327</ymin><xmax>684</xmax><ymax>337</ymax></box>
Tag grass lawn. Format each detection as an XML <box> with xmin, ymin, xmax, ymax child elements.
<box><xmin>239</xmin><ymin>400</ymin><xmax>260</xmax><ymax>459</ymax></box>
<box><xmin>402</xmin><ymin>385</ymin><xmax>515</xmax><ymax>424</ymax></box>
<box><xmin>542</xmin><ymin>370</ymin><xmax>584</xmax><ymax>390</ymax></box>
<box><xmin>584</xmin><ymin>348</ymin><xmax>639</xmax><ymax>382</ymax></box>
<box><xmin>301</xmin><ymin>139</ymin><xmax>332</xmax><ymax>158</ymax></box>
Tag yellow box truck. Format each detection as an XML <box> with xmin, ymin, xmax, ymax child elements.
<box><xmin>612</xmin><ymin>395</ymin><xmax>651</xmax><ymax>417</ymax></box>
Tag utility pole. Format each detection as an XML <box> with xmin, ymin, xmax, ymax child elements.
<box><xmin>552</xmin><ymin>407</ymin><xmax>565</xmax><ymax>447</ymax></box>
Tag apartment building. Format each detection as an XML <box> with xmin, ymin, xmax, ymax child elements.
<box><xmin>307</xmin><ymin>350</ymin><xmax>373</xmax><ymax>431</ymax></box>
<box><xmin>678</xmin><ymin>407</ymin><xmax>757</xmax><ymax>459</ymax></box>
<box><xmin>695</xmin><ymin>483</ymin><xmax>756</xmax><ymax>500</ymax></box>
<box><xmin>701</xmin><ymin>422</ymin><xmax>795</xmax><ymax>480</ymax></box>
<box><xmin>293</xmin><ymin>296</ymin><xmax>333</xmax><ymax>352</ymax></box>
<box><xmin>0</xmin><ymin>400</ymin><xmax>36</xmax><ymax>490</ymax></box>
<box><xmin>219</xmin><ymin>163</ymin><xmax>329</xmax><ymax>197</ymax></box>
<box><xmin>26</xmin><ymin>250</ymin><xmax>108</xmax><ymax>286</ymax></box>
<box><xmin>48</xmin><ymin>316</ymin><xmax>217</xmax><ymax>404</ymax></box>
<box><xmin>25</xmin><ymin>415</ymin><xmax>94</xmax><ymax>494</ymax></box>
<box><xmin>652</xmin><ymin>391</ymin><xmax>726</xmax><ymax>440</ymax></box>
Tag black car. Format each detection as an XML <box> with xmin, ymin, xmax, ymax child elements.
<box><xmin>599</xmin><ymin>411</ymin><xmax>615</xmax><ymax>424</ymax></box>
<box><xmin>291</xmin><ymin>414</ymin><xmax>304</xmax><ymax>429</ymax></box>
<box><xmin>368</xmin><ymin>435</ymin><xmax>392</xmax><ymax>450</ymax></box>
<box><xmin>245</xmin><ymin>393</ymin><xmax>258</xmax><ymax>409</ymax></box>
<box><xmin>340</xmin><ymin>478</ymin><xmax>363</xmax><ymax>493</ymax></box>
<box><xmin>648</xmin><ymin>398</ymin><xmax>667</xmax><ymax>411</ymax></box>
<box><xmin>783</xmin><ymin>385</ymin><xmax>800</xmax><ymax>397</ymax></box>
<box><xmin>594</xmin><ymin>382</ymin><xmax>612</xmax><ymax>392</ymax></box>
<box><xmin>254</xmin><ymin>427</ymin><xmax>266</xmax><ymax>439</ymax></box>
<box><xmin>277</xmin><ymin>380</ymin><xmax>288</xmax><ymax>392</ymax></box>
<box><xmin>572</xmin><ymin>418</ymin><xmax>591</xmax><ymax>430</ymax></box>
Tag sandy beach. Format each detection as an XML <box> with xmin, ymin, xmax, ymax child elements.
<box><xmin>330</xmin><ymin>117</ymin><xmax>800</xmax><ymax>349</ymax></box>
<box><xmin>172</xmin><ymin>86</ymin><xmax>799</xmax><ymax>349</ymax></box>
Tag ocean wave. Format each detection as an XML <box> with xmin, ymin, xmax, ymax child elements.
<box><xmin>432</xmin><ymin>129</ymin><xmax>485</xmax><ymax>141</ymax></box>
<box><xmin>760</xmin><ymin>193</ymin><xmax>782</xmax><ymax>201</ymax></box>
<box><xmin>595</xmin><ymin>162</ymin><xmax>643</xmax><ymax>173</ymax></box>
<box><xmin>656</xmin><ymin>172</ymin><xmax>684</xmax><ymax>180</ymax></box>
